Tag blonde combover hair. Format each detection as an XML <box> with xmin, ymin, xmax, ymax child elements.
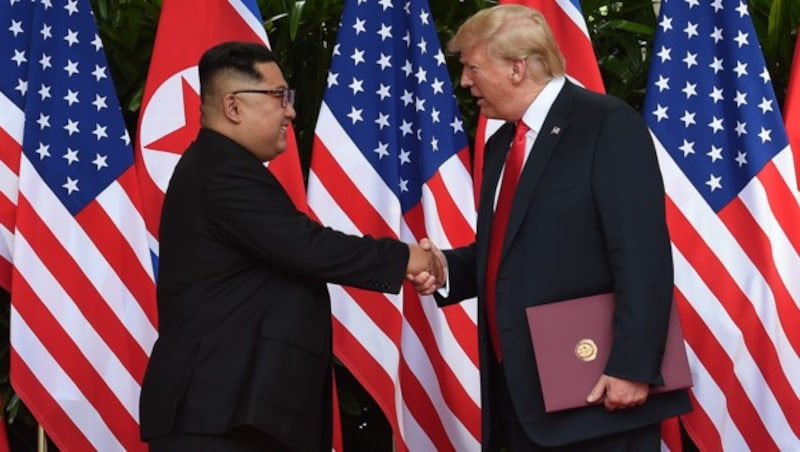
<box><xmin>448</xmin><ymin>4</ymin><xmax>566</xmax><ymax>81</ymax></box>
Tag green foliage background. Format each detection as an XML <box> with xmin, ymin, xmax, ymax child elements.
<box><xmin>2</xmin><ymin>0</ymin><xmax>799</xmax><ymax>450</ymax></box>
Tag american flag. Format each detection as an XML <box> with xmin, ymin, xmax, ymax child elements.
<box><xmin>473</xmin><ymin>0</ymin><xmax>604</xmax><ymax>205</ymax></box>
<box><xmin>786</xmin><ymin>31</ymin><xmax>800</xmax><ymax>190</ymax></box>
<box><xmin>644</xmin><ymin>0</ymin><xmax>800</xmax><ymax>450</ymax></box>
<box><xmin>306</xmin><ymin>0</ymin><xmax>480</xmax><ymax>449</ymax></box>
<box><xmin>0</xmin><ymin>0</ymin><xmax>157</xmax><ymax>450</ymax></box>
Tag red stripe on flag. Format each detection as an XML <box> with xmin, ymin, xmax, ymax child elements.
<box><xmin>424</xmin><ymin>167</ymin><xmax>476</xmax><ymax>246</ymax></box>
<box><xmin>455</xmin><ymin>147</ymin><xmax>472</xmax><ymax>178</ymax></box>
<box><xmin>311</xmin><ymin>140</ymin><xmax>398</xmax><ymax>238</ymax></box>
<box><xmin>0</xmin><ymin>127</ymin><xmax>20</xmax><ymax>291</ymax></box>
<box><xmin>16</xmin><ymin>196</ymin><xmax>150</xmax><ymax>381</ymax></box>
<box><xmin>0</xmin><ymin>193</ymin><xmax>15</xmax><ymax>239</ymax></box>
<box><xmin>666</xmin><ymin>197</ymin><xmax>799</xmax><ymax>445</ymax></box>
<box><xmin>674</xmin><ymin>288</ymin><xmax>777</xmax><ymax>451</ymax></box>
<box><xmin>0</xmin><ymin>415</ymin><xmax>8</xmax><ymax>452</ymax></box>
<box><xmin>331</xmin><ymin>316</ymin><xmax>402</xmax><ymax>442</ymax></box>
<box><xmin>669</xmin><ymin>196</ymin><xmax>800</xmax><ymax>429</ymax></box>
<box><xmin>10</xmin><ymin>351</ymin><xmax>95</xmax><ymax>451</ymax></box>
<box><xmin>314</xmin><ymin>150</ymin><xmax>482</xmax><ymax>445</ymax></box>
<box><xmin>12</xmin><ymin>278</ymin><xmax>143</xmax><ymax>450</ymax></box>
<box><xmin>719</xmin><ymin>199</ymin><xmax>800</xmax><ymax>356</ymax></box>
<box><xmin>116</xmin><ymin>166</ymin><xmax>152</xmax><ymax>228</ymax></box>
<box><xmin>316</xmin><ymin>152</ymin><xmax>481</xmax><ymax>443</ymax></box>
<box><xmin>403</xmin><ymin>202</ymin><xmax>479</xmax><ymax>368</ymax></box>
<box><xmin>0</xmin><ymin>127</ymin><xmax>21</xmax><ymax>173</ymax></box>
<box><xmin>660</xmin><ymin>417</ymin><xmax>683</xmax><ymax>452</ymax></box>
<box><xmin>342</xmin><ymin>288</ymin><xmax>402</xmax><ymax>338</ymax></box>
<box><xmin>77</xmin><ymin>199</ymin><xmax>157</xmax><ymax>329</ymax></box>
<box><xmin>756</xmin><ymin>162</ymin><xmax>800</xmax><ymax>252</ymax></box>
<box><xmin>0</xmin><ymin>259</ymin><xmax>10</xmax><ymax>293</ymax></box>
<box><xmin>397</xmin><ymin>357</ymin><xmax>453</xmax><ymax>450</ymax></box>
<box><xmin>337</xmin><ymin>284</ymin><xmax>462</xmax><ymax>448</ymax></box>
<box><xmin>401</xmin><ymin>289</ymin><xmax>481</xmax><ymax>438</ymax></box>
<box><xmin>785</xmin><ymin>31</ymin><xmax>800</xmax><ymax>191</ymax></box>
<box><xmin>678</xmin><ymin>388</ymin><xmax>724</xmax><ymax>452</ymax></box>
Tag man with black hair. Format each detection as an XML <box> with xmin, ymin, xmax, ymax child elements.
<box><xmin>140</xmin><ymin>41</ymin><xmax>442</xmax><ymax>451</ymax></box>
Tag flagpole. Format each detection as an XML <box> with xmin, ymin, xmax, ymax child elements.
<box><xmin>37</xmin><ymin>425</ymin><xmax>47</xmax><ymax>452</ymax></box>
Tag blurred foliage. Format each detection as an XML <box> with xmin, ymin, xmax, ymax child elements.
<box><xmin>3</xmin><ymin>0</ymin><xmax>799</xmax><ymax>449</ymax></box>
<box><xmin>92</xmin><ymin>0</ymin><xmax>161</xmax><ymax>123</ymax></box>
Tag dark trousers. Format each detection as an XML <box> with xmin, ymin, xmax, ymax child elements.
<box><xmin>489</xmin><ymin>358</ymin><xmax>661</xmax><ymax>452</ymax></box>
<box><xmin>147</xmin><ymin>406</ymin><xmax>292</xmax><ymax>452</ymax></box>
<box><xmin>148</xmin><ymin>427</ymin><xmax>292</xmax><ymax>452</ymax></box>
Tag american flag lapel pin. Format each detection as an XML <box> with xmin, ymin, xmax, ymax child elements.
<box><xmin>551</xmin><ymin>126</ymin><xmax>561</xmax><ymax>135</ymax></box>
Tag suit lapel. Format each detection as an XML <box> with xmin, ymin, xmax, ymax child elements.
<box><xmin>502</xmin><ymin>82</ymin><xmax>577</xmax><ymax>257</ymax></box>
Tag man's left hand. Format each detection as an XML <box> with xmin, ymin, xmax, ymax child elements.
<box><xmin>586</xmin><ymin>374</ymin><xmax>649</xmax><ymax>411</ymax></box>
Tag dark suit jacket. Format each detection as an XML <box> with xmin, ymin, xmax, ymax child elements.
<box><xmin>439</xmin><ymin>81</ymin><xmax>691</xmax><ymax>447</ymax></box>
<box><xmin>139</xmin><ymin>129</ymin><xmax>408</xmax><ymax>451</ymax></box>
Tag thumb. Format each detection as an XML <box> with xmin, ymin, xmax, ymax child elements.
<box><xmin>418</xmin><ymin>237</ymin><xmax>432</xmax><ymax>251</ymax></box>
<box><xmin>586</xmin><ymin>377</ymin><xmax>607</xmax><ymax>403</ymax></box>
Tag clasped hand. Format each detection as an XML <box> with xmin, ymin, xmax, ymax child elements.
<box><xmin>406</xmin><ymin>238</ymin><xmax>446</xmax><ymax>295</ymax></box>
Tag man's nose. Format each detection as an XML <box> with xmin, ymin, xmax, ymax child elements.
<box><xmin>460</xmin><ymin>71</ymin><xmax>472</xmax><ymax>88</ymax></box>
<box><xmin>285</xmin><ymin>103</ymin><xmax>297</xmax><ymax>120</ymax></box>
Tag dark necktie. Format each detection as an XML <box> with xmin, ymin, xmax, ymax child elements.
<box><xmin>485</xmin><ymin>121</ymin><xmax>529</xmax><ymax>362</ymax></box>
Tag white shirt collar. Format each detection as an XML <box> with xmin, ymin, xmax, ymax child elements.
<box><xmin>520</xmin><ymin>76</ymin><xmax>565</xmax><ymax>134</ymax></box>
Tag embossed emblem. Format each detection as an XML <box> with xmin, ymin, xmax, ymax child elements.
<box><xmin>575</xmin><ymin>339</ymin><xmax>598</xmax><ymax>362</ymax></box>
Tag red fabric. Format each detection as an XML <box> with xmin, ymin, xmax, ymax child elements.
<box><xmin>485</xmin><ymin>121</ymin><xmax>529</xmax><ymax>361</ymax></box>
<box><xmin>785</xmin><ymin>31</ymin><xmax>800</xmax><ymax>190</ymax></box>
<box><xmin>331</xmin><ymin>371</ymin><xmax>343</xmax><ymax>452</ymax></box>
<box><xmin>0</xmin><ymin>417</ymin><xmax>8</xmax><ymax>452</ymax></box>
<box><xmin>661</xmin><ymin>417</ymin><xmax>683</xmax><ymax>452</ymax></box>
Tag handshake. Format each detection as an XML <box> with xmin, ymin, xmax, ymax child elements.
<box><xmin>405</xmin><ymin>238</ymin><xmax>446</xmax><ymax>295</ymax></box>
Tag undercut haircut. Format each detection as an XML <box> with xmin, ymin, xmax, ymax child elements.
<box><xmin>198</xmin><ymin>41</ymin><xmax>276</xmax><ymax>102</ymax></box>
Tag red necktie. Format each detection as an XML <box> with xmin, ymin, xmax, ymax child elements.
<box><xmin>486</xmin><ymin>121</ymin><xmax>529</xmax><ymax>362</ymax></box>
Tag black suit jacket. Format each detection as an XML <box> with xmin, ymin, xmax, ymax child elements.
<box><xmin>139</xmin><ymin>129</ymin><xmax>408</xmax><ymax>451</ymax></box>
<box><xmin>440</xmin><ymin>81</ymin><xmax>691</xmax><ymax>447</ymax></box>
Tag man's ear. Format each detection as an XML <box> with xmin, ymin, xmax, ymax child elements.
<box><xmin>511</xmin><ymin>58</ymin><xmax>528</xmax><ymax>83</ymax></box>
<box><xmin>221</xmin><ymin>93</ymin><xmax>243</xmax><ymax>123</ymax></box>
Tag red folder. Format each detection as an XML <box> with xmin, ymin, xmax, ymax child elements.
<box><xmin>524</xmin><ymin>293</ymin><xmax>692</xmax><ymax>413</ymax></box>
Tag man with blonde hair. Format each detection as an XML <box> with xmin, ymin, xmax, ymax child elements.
<box><xmin>414</xmin><ymin>5</ymin><xmax>691</xmax><ymax>450</ymax></box>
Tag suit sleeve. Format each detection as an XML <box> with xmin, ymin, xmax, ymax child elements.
<box><xmin>591</xmin><ymin>103</ymin><xmax>674</xmax><ymax>385</ymax></box>
<box><xmin>436</xmin><ymin>244</ymin><xmax>479</xmax><ymax>306</ymax></box>
<box><xmin>203</xmin><ymin>158</ymin><xmax>409</xmax><ymax>294</ymax></box>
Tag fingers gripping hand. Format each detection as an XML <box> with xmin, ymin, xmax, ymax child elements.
<box><xmin>407</xmin><ymin>271</ymin><xmax>438</xmax><ymax>295</ymax></box>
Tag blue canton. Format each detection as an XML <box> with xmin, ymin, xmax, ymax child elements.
<box><xmin>1</xmin><ymin>0</ymin><xmax>133</xmax><ymax>215</ymax></box>
<box><xmin>643</xmin><ymin>0</ymin><xmax>789</xmax><ymax>212</ymax></box>
<box><xmin>324</xmin><ymin>0</ymin><xmax>468</xmax><ymax>213</ymax></box>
